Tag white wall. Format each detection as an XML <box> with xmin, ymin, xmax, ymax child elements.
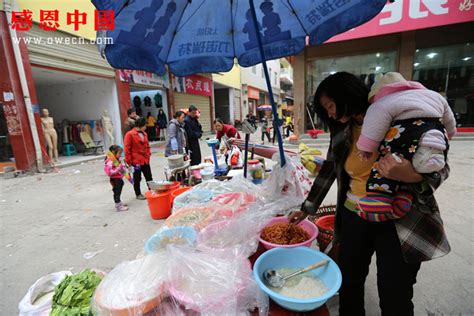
<box><xmin>36</xmin><ymin>79</ymin><xmax>122</xmax><ymax>148</ymax></box>
<box><xmin>129</xmin><ymin>89</ymin><xmax>168</xmax><ymax>120</ymax></box>
<box><xmin>241</xmin><ymin>59</ymin><xmax>281</xmax><ymax>93</ymax></box>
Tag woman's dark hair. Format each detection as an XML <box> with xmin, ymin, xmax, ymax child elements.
<box><xmin>213</xmin><ymin>118</ymin><xmax>224</xmax><ymax>125</ymax></box>
<box><xmin>108</xmin><ymin>145</ymin><xmax>122</xmax><ymax>155</ymax></box>
<box><xmin>314</xmin><ymin>72</ymin><xmax>370</xmax><ymax>124</ymax></box>
<box><xmin>147</xmin><ymin>112</ymin><xmax>151</xmax><ymax>117</ymax></box>
<box><xmin>174</xmin><ymin>110</ymin><xmax>185</xmax><ymax>119</ymax></box>
<box><xmin>127</xmin><ymin>108</ymin><xmax>135</xmax><ymax>116</ymax></box>
<box><xmin>135</xmin><ymin>117</ymin><xmax>147</xmax><ymax>127</ymax></box>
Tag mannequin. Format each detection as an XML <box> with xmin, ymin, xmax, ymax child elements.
<box><xmin>102</xmin><ymin>109</ymin><xmax>115</xmax><ymax>144</ymax></box>
<box><xmin>41</xmin><ymin>109</ymin><xmax>59</xmax><ymax>163</ymax></box>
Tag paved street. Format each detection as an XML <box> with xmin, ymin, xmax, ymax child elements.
<box><xmin>1</xmin><ymin>139</ymin><xmax>473</xmax><ymax>315</ymax></box>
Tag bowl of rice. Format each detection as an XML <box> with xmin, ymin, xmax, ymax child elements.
<box><xmin>259</xmin><ymin>216</ymin><xmax>318</xmax><ymax>250</ymax></box>
<box><xmin>253</xmin><ymin>247</ymin><xmax>342</xmax><ymax>312</ymax></box>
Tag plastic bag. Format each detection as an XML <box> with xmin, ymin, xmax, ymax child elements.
<box><xmin>263</xmin><ymin>154</ymin><xmax>313</xmax><ymax>211</ymax></box>
<box><xmin>92</xmin><ymin>253</ymin><xmax>169</xmax><ymax>315</ymax></box>
<box><xmin>19</xmin><ymin>271</ymin><xmax>71</xmax><ymax>316</ymax></box>
<box><xmin>162</xmin><ymin>246</ymin><xmax>269</xmax><ymax>316</ymax></box>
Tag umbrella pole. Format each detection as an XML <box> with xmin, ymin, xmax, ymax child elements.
<box><xmin>243</xmin><ymin>133</ymin><xmax>250</xmax><ymax>178</ymax></box>
<box><xmin>249</xmin><ymin>0</ymin><xmax>286</xmax><ymax>167</ymax></box>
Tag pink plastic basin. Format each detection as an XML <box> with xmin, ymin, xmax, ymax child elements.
<box><xmin>259</xmin><ymin>216</ymin><xmax>318</xmax><ymax>250</ymax></box>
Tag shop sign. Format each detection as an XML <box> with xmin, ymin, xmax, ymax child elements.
<box><xmin>119</xmin><ymin>70</ymin><xmax>170</xmax><ymax>89</ymax></box>
<box><xmin>184</xmin><ymin>75</ymin><xmax>213</xmax><ymax>97</ymax></box>
<box><xmin>247</xmin><ymin>86</ymin><xmax>260</xmax><ymax>100</ymax></box>
<box><xmin>328</xmin><ymin>0</ymin><xmax>474</xmax><ymax>43</ymax></box>
<box><xmin>172</xmin><ymin>75</ymin><xmax>212</xmax><ymax>97</ymax></box>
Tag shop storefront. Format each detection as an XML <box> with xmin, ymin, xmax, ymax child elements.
<box><xmin>246</xmin><ymin>85</ymin><xmax>260</xmax><ymax>116</ymax></box>
<box><xmin>302</xmin><ymin>0</ymin><xmax>474</xmax><ymax>129</ymax></box>
<box><xmin>26</xmin><ymin>26</ymin><xmax>120</xmax><ymax>163</ymax></box>
<box><xmin>172</xmin><ymin>74</ymin><xmax>214</xmax><ymax>132</ymax></box>
<box><xmin>119</xmin><ymin>70</ymin><xmax>170</xmax><ymax>141</ymax></box>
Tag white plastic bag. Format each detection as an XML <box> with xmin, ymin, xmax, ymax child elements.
<box><xmin>264</xmin><ymin>154</ymin><xmax>313</xmax><ymax>210</ymax></box>
<box><xmin>19</xmin><ymin>271</ymin><xmax>71</xmax><ymax>316</ymax></box>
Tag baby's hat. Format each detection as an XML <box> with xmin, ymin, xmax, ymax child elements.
<box><xmin>368</xmin><ymin>72</ymin><xmax>407</xmax><ymax>101</ymax></box>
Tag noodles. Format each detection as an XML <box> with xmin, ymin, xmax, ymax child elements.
<box><xmin>261</xmin><ymin>223</ymin><xmax>310</xmax><ymax>245</ymax></box>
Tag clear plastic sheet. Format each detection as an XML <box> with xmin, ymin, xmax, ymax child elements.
<box><xmin>92</xmin><ymin>253</ymin><xmax>169</xmax><ymax>315</ymax></box>
<box><xmin>161</xmin><ymin>246</ymin><xmax>269</xmax><ymax>316</ymax></box>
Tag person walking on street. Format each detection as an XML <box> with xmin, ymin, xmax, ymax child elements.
<box><xmin>104</xmin><ymin>145</ymin><xmax>128</xmax><ymax>211</ymax></box>
<box><xmin>123</xmin><ymin>109</ymin><xmax>138</xmax><ymax>136</ymax></box>
<box><xmin>165</xmin><ymin>111</ymin><xmax>187</xmax><ymax>157</ymax></box>
<box><xmin>124</xmin><ymin>118</ymin><xmax>153</xmax><ymax>200</ymax></box>
<box><xmin>261</xmin><ymin>118</ymin><xmax>271</xmax><ymax>144</ymax></box>
<box><xmin>157</xmin><ymin>109</ymin><xmax>168</xmax><ymax>141</ymax></box>
<box><xmin>146</xmin><ymin>112</ymin><xmax>157</xmax><ymax>141</ymax></box>
<box><xmin>184</xmin><ymin>105</ymin><xmax>203</xmax><ymax>166</ymax></box>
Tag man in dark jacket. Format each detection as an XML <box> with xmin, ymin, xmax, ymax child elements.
<box><xmin>123</xmin><ymin>109</ymin><xmax>138</xmax><ymax>136</ymax></box>
<box><xmin>184</xmin><ymin>105</ymin><xmax>203</xmax><ymax>166</ymax></box>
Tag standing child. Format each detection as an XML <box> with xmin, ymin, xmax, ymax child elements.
<box><xmin>104</xmin><ymin>145</ymin><xmax>129</xmax><ymax>211</ymax></box>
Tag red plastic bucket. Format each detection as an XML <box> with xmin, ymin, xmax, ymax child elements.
<box><xmin>170</xmin><ymin>186</ymin><xmax>192</xmax><ymax>204</ymax></box>
<box><xmin>169</xmin><ymin>181</ymin><xmax>180</xmax><ymax>192</ymax></box>
<box><xmin>144</xmin><ymin>191</ymin><xmax>171</xmax><ymax>220</ymax></box>
<box><xmin>315</xmin><ymin>214</ymin><xmax>335</xmax><ymax>251</ymax></box>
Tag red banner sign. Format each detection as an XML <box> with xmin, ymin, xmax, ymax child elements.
<box><xmin>328</xmin><ymin>0</ymin><xmax>474</xmax><ymax>43</ymax></box>
<box><xmin>184</xmin><ymin>75</ymin><xmax>212</xmax><ymax>97</ymax></box>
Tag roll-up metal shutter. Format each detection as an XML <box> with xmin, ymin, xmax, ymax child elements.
<box><xmin>25</xmin><ymin>26</ymin><xmax>115</xmax><ymax>77</ymax></box>
<box><xmin>174</xmin><ymin>93</ymin><xmax>211</xmax><ymax>132</ymax></box>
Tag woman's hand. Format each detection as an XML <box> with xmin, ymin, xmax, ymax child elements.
<box><xmin>377</xmin><ymin>153</ymin><xmax>423</xmax><ymax>183</ymax></box>
<box><xmin>288</xmin><ymin>210</ymin><xmax>308</xmax><ymax>225</ymax></box>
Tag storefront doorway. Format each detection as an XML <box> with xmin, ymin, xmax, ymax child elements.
<box><xmin>129</xmin><ymin>85</ymin><xmax>169</xmax><ymax>141</ymax></box>
<box><xmin>31</xmin><ymin>67</ymin><xmax>120</xmax><ymax>164</ymax></box>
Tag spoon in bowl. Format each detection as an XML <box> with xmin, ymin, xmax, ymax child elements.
<box><xmin>263</xmin><ymin>260</ymin><xmax>329</xmax><ymax>288</ymax></box>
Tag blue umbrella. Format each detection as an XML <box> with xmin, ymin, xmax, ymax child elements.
<box><xmin>92</xmin><ymin>0</ymin><xmax>387</xmax><ymax>167</ymax></box>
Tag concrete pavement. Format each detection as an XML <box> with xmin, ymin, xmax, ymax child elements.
<box><xmin>1</xmin><ymin>140</ymin><xmax>473</xmax><ymax>315</ymax></box>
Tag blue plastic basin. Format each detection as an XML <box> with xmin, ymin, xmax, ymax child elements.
<box><xmin>144</xmin><ymin>226</ymin><xmax>197</xmax><ymax>253</ymax></box>
<box><xmin>253</xmin><ymin>247</ymin><xmax>342</xmax><ymax>312</ymax></box>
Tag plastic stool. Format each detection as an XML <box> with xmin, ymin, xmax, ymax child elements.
<box><xmin>62</xmin><ymin>143</ymin><xmax>77</xmax><ymax>156</ymax></box>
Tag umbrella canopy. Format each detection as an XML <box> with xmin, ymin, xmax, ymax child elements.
<box><xmin>92</xmin><ymin>0</ymin><xmax>386</xmax><ymax>76</ymax></box>
<box><xmin>257</xmin><ymin>105</ymin><xmax>272</xmax><ymax>111</ymax></box>
<box><xmin>92</xmin><ymin>0</ymin><xmax>387</xmax><ymax>167</ymax></box>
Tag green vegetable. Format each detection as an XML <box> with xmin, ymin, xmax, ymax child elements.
<box><xmin>50</xmin><ymin>269</ymin><xmax>102</xmax><ymax>316</ymax></box>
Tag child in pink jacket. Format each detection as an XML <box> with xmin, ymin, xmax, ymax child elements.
<box><xmin>356</xmin><ymin>72</ymin><xmax>456</xmax><ymax>221</ymax></box>
<box><xmin>104</xmin><ymin>145</ymin><xmax>129</xmax><ymax>211</ymax></box>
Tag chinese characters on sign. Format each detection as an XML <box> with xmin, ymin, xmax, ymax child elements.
<box><xmin>11</xmin><ymin>10</ymin><xmax>115</xmax><ymax>32</ymax></box>
<box><xmin>183</xmin><ymin>75</ymin><xmax>212</xmax><ymax>97</ymax></box>
<box><xmin>178</xmin><ymin>41</ymin><xmax>231</xmax><ymax>57</ymax></box>
<box><xmin>328</xmin><ymin>0</ymin><xmax>474</xmax><ymax>42</ymax></box>
<box><xmin>119</xmin><ymin>70</ymin><xmax>170</xmax><ymax>89</ymax></box>
<box><xmin>172</xmin><ymin>75</ymin><xmax>212</xmax><ymax>97</ymax></box>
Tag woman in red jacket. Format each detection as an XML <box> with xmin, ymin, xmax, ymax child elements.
<box><xmin>124</xmin><ymin>117</ymin><xmax>153</xmax><ymax>200</ymax></box>
<box><xmin>214</xmin><ymin>118</ymin><xmax>241</xmax><ymax>141</ymax></box>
